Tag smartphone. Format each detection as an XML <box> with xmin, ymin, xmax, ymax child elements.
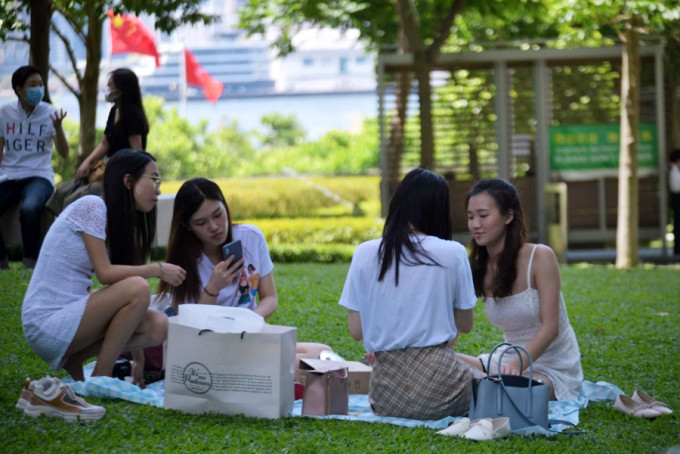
<box><xmin>222</xmin><ymin>239</ymin><xmax>243</xmax><ymax>264</ymax></box>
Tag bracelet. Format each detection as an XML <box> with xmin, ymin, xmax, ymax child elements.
<box><xmin>204</xmin><ymin>286</ymin><xmax>219</xmax><ymax>297</ymax></box>
<box><xmin>158</xmin><ymin>262</ymin><xmax>164</xmax><ymax>278</ymax></box>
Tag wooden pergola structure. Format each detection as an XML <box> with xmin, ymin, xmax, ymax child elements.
<box><xmin>376</xmin><ymin>42</ymin><xmax>672</xmax><ymax>257</ymax></box>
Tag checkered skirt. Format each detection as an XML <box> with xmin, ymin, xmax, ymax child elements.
<box><xmin>369</xmin><ymin>343</ymin><xmax>484</xmax><ymax>420</ymax></box>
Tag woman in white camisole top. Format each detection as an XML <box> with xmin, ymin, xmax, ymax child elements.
<box><xmin>457</xmin><ymin>178</ymin><xmax>583</xmax><ymax>401</ymax></box>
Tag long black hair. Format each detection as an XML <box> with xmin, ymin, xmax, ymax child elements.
<box><xmin>670</xmin><ymin>148</ymin><xmax>680</xmax><ymax>163</ymax></box>
<box><xmin>158</xmin><ymin>178</ymin><xmax>234</xmax><ymax>306</ymax></box>
<box><xmin>110</xmin><ymin>68</ymin><xmax>149</xmax><ymax>145</ymax></box>
<box><xmin>466</xmin><ymin>178</ymin><xmax>527</xmax><ymax>298</ymax></box>
<box><xmin>378</xmin><ymin>168</ymin><xmax>452</xmax><ymax>285</ymax></box>
<box><xmin>103</xmin><ymin>149</ymin><xmax>157</xmax><ymax>265</ymax></box>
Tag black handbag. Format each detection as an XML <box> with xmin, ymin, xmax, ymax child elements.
<box><xmin>469</xmin><ymin>342</ymin><xmax>550</xmax><ymax>430</ymax></box>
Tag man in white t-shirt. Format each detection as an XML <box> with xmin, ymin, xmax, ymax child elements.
<box><xmin>670</xmin><ymin>148</ymin><xmax>680</xmax><ymax>256</ymax></box>
<box><xmin>0</xmin><ymin>66</ymin><xmax>69</xmax><ymax>270</ymax></box>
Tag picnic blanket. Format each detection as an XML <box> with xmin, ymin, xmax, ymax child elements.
<box><xmin>65</xmin><ymin>363</ymin><xmax>623</xmax><ymax>436</ymax></box>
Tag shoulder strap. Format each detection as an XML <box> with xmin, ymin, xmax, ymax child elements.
<box><xmin>547</xmin><ymin>418</ymin><xmax>586</xmax><ymax>435</ymax></box>
<box><xmin>526</xmin><ymin>245</ymin><xmax>538</xmax><ymax>289</ymax></box>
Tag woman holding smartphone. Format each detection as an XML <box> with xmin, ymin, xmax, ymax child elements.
<box><xmin>156</xmin><ymin>178</ymin><xmax>333</xmax><ymax>360</ymax></box>
<box><xmin>156</xmin><ymin>178</ymin><xmax>274</xmax><ymax>317</ymax></box>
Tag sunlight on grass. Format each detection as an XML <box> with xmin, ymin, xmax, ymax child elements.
<box><xmin>1</xmin><ymin>263</ymin><xmax>678</xmax><ymax>453</ymax></box>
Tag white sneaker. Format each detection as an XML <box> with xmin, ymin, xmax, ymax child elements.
<box><xmin>15</xmin><ymin>376</ymin><xmax>61</xmax><ymax>411</ymax></box>
<box><xmin>16</xmin><ymin>375</ymin><xmax>106</xmax><ymax>422</ymax></box>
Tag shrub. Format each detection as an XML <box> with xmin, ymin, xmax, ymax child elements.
<box><xmin>269</xmin><ymin>244</ymin><xmax>357</xmax><ymax>263</ymax></box>
<box><xmin>242</xmin><ymin>217</ymin><xmax>384</xmax><ymax>245</ymax></box>
<box><xmin>162</xmin><ymin>176</ymin><xmax>381</xmax><ymax>219</ymax></box>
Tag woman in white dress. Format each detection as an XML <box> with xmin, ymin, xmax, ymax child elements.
<box><xmin>458</xmin><ymin>178</ymin><xmax>583</xmax><ymax>401</ymax></box>
<box><xmin>22</xmin><ymin>150</ymin><xmax>186</xmax><ymax>387</ymax></box>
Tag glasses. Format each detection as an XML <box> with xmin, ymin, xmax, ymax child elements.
<box><xmin>142</xmin><ymin>174</ymin><xmax>162</xmax><ymax>189</ymax></box>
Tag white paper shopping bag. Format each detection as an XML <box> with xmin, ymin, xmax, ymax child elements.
<box><xmin>177</xmin><ymin>305</ymin><xmax>265</xmax><ymax>333</ymax></box>
<box><xmin>164</xmin><ymin>316</ymin><xmax>297</xmax><ymax>418</ymax></box>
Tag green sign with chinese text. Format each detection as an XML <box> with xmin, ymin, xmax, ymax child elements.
<box><xmin>549</xmin><ymin>124</ymin><xmax>658</xmax><ymax>171</ymax></box>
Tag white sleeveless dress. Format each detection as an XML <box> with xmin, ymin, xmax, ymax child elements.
<box><xmin>477</xmin><ymin>245</ymin><xmax>584</xmax><ymax>401</ymax></box>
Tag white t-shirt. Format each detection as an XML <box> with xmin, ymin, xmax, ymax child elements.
<box><xmin>0</xmin><ymin>100</ymin><xmax>62</xmax><ymax>186</ymax></box>
<box><xmin>339</xmin><ymin>234</ymin><xmax>477</xmax><ymax>353</ymax></box>
<box><xmin>195</xmin><ymin>223</ymin><xmax>274</xmax><ymax>309</ymax></box>
<box><xmin>669</xmin><ymin>163</ymin><xmax>680</xmax><ymax>194</ymax></box>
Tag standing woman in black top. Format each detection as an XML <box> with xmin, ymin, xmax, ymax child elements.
<box><xmin>76</xmin><ymin>68</ymin><xmax>149</xmax><ymax>179</ymax></box>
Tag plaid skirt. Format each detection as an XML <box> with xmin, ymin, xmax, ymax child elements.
<box><xmin>369</xmin><ymin>343</ymin><xmax>484</xmax><ymax>420</ymax></box>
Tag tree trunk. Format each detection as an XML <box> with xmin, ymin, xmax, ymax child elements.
<box><xmin>414</xmin><ymin>49</ymin><xmax>434</xmax><ymax>170</ymax></box>
<box><xmin>615</xmin><ymin>21</ymin><xmax>640</xmax><ymax>269</ymax></box>
<box><xmin>394</xmin><ymin>0</ymin><xmax>463</xmax><ymax>174</ymax></box>
<box><xmin>381</xmin><ymin>70</ymin><xmax>412</xmax><ymax>217</ymax></box>
<box><xmin>668</xmin><ymin>38</ymin><xmax>680</xmax><ymax>148</ymax></box>
<box><xmin>78</xmin><ymin>9</ymin><xmax>103</xmax><ymax>161</ymax></box>
<box><xmin>669</xmin><ymin>72</ymin><xmax>679</xmax><ymax>149</ymax></box>
<box><xmin>381</xmin><ymin>24</ymin><xmax>412</xmax><ymax>217</ymax></box>
<box><xmin>29</xmin><ymin>0</ymin><xmax>53</xmax><ymax>102</ymax></box>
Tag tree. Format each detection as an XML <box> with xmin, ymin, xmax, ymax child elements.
<box><xmin>239</xmin><ymin>0</ymin><xmax>545</xmax><ymax>214</ymax></box>
<box><xmin>0</xmin><ymin>0</ymin><xmax>54</xmax><ymax>100</ymax></box>
<box><xmin>240</xmin><ymin>1</ymin><xmax>465</xmax><ymax>203</ymax></box>
<box><xmin>30</xmin><ymin>0</ymin><xmax>53</xmax><ymax>101</ymax></box>
<box><xmin>258</xmin><ymin>113</ymin><xmax>306</xmax><ymax>148</ymax></box>
<box><xmin>239</xmin><ymin>0</ymin><xmax>403</xmax><ymax>214</ymax></box>
<box><xmin>0</xmin><ymin>1</ymin><xmax>218</xmax><ymax>164</ymax></box>
<box><xmin>556</xmin><ymin>0</ymin><xmax>680</xmax><ymax>269</ymax></box>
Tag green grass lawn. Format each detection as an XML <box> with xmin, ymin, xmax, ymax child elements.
<box><xmin>1</xmin><ymin>262</ymin><xmax>679</xmax><ymax>453</ymax></box>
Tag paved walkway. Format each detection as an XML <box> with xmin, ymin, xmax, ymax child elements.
<box><xmin>566</xmin><ymin>247</ymin><xmax>680</xmax><ymax>264</ymax></box>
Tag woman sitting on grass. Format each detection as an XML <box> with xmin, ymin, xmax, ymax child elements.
<box><xmin>339</xmin><ymin>168</ymin><xmax>483</xmax><ymax>420</ymax></box>
<box><xmin>457</xmin><ymin>178</ymin><xmax>583</xmax><ymax>401</ymax></box>
<box><xmin>156</xmin><ymin>177</ymin><xmax>333</xmax><ymax>362</ymax></box>
<box><xmin>22</xmin><ymin>150</ymin><xmax>186</xmax><ymax>387</ymax></box>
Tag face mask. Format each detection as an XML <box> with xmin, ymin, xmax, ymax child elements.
<box><xmin>105</xmin><ymin>88</ymin><xmax>120</xmax><ymax>103</ymax></box>
<box><xmin>24</xmin><ymin>86</ymin><xmax>44</xmax><ymax>106</ymax></box>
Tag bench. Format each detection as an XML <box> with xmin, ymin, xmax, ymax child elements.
<box><xmin>0</xmin><ymin>194</ymin><xmax>175</xmax><ymax>257</ymax></box>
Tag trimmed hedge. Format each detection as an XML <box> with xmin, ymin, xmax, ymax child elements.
<box><xmin>153</xmin><ymin>176</ymin><xmax>384</xmax><ymax>262</ymax></box>
<box><xmin>239</xmin><ymin>217</ymin><xmax>384</xmax><ymax>246</ymax></box>
<box><xmin>162</xmin><ymin>175</ymin><xmax>381</xmax><ymax>219</ymax></box>
<box><xmin>151</xmin><ymin>244</ymin><xmax>358</xmax><ymax>263</ymax></box>
<box><xmin>151</xmin><ymin>216</ymin><xmax>384</xmax><ymax>263</ymax></box>
<box><xmin>269</xmin><ymin>243</ymin><xmax>357</xmax><ymax>263</ymax></box>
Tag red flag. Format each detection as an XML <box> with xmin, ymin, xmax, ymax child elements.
<box><xmin>184</xmin><ymin>49</ymin><xmax>224</xmax><ymax>103</ymax></box>
<box><xmin>108</xmin><ymin>10</ymin><xmax>160</xmax><ymax>67</ymax></box>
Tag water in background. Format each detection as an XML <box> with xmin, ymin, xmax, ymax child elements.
<box><xmin>1</xmin><ymin>91</ymin><xmax>378</xmax><ymax>140</ymax></box>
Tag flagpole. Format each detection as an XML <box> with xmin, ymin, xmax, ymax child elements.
<box><xmin>106</xmin><ymin>17</ymin><xmax>112</xmax><ymax>73</ymax></box>
<box><xmin>106</xmin><ymin>16</ymin><xmax>113</xmax><ymax>102</ymax></box>
<box><xmin>179</xmin><ymin>46</ymin><xmax>187</xmax><ymax>117</ymax></box>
